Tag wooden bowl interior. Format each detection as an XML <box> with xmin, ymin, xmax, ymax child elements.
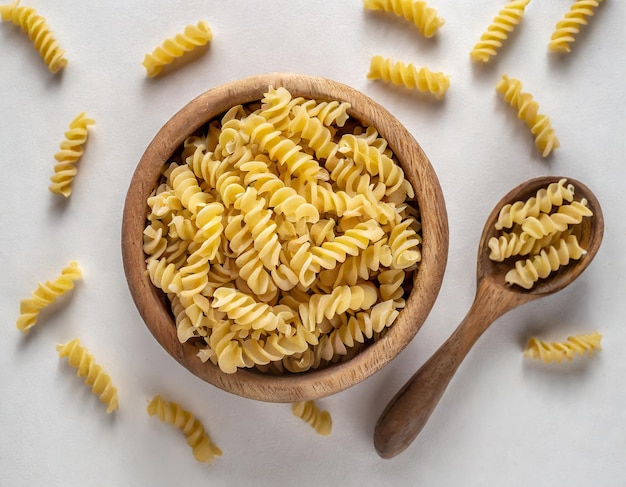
<box><xmin>121</xmin><ymin>73</ymin><xmax>449</xmax><ymax>402</ymax></box>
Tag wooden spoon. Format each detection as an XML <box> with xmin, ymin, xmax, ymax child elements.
<box><xmin>373</xmin><ymin>176</ymin><xmax>604</xmax><ymax>459</ymax></box>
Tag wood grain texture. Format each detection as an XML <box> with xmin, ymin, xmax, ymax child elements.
<box><xmin>373</xmin><ymin>176</ymin><xmax>604</xmax><ymax>458</ymax></box>
<box><xmin>121</xmin><ymin>73</ymin><xmax>449</xmax><ymax>403</ymax></box>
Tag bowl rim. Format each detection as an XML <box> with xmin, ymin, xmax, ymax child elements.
<box><xmin>121</xmin><ymin>72</ymin><xmax>449</xmax><ymax>402</ymax></box>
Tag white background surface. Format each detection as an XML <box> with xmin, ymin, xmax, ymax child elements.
<box><xmin>1</xmin><ymin>1</ymin><xmax>625</xmax><ymax>486</ymax></box>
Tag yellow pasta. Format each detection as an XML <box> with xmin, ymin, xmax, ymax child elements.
<box><xmin>145</xmin><ymin>87</ymin><xmax>422</xmax><ymax>374</ymax></box>
<box><xmin>0</xmin><ymin>0</ymin><xmax>67</xmax><ymax>73</ymax></box>
<box><xmin>368</xmin><ymin>56</ymin><xmax>450</xmax><ymax>99</ymax></box>
<box><xmin>488</xmin><ymin>180</ymin><xmax>593</xmax><ymax>290</ymax></box>
<box><xmin>16</xmin><ymin>261</ymin><xmax>82</xmax><ymax>334</ymax></box>
<box><xmin>494</xmin><ymin>178</ymin><xmax>575</xmax><ymax>230</ymax></box>
<box><xmin>291</xmin><ymin>401</ymin><xmax>332</xmax><ymax>436</ymax></box>
<box><xmin>549</xmin><ymin>0</ymin><xmax>603</xmax><ymax>54</ymax></box>
<box><xmin>142</xmin><ymin>20</ymin><xmax>213</xmax><ymax>78</ymax></box>
<box><xmin>524</xmin><ymin>332</ymin><xmax>602</xmax><ymax>363</ymax></box>
<box><xmin>49</xmin><ymin>112</ymin><xmax>95</xmax><ymax>198</ymax></box>
<box><xmin>504</xmin><ymin>235</ymin><xmax>587</xmax><ymax>289</ymax></box>
<box><xmin>362</xmin><ymin>0</ymin><xmax>444</xmax><ymax>38</ymax></box>
<box><xmin>57</xmin><ymin>338</ymin><xmax>119</xmax><ymax>414</ymax></box>
<box><xmin>496</xmin><ymin>74</ymin><xmax>559</xmax><ymax>157</ymax></box>
<box><xmin>147</xmin><ymin>395</ymin><xmax>222</xmax><ymax>464</ymax></box>
<box><xmin>470</xmin><ymin>0</ymin><xmax>531</xmax><ymax>64</ymax></box>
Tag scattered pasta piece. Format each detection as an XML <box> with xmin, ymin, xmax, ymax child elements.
<box><xmin>16</xmin><ymin>261</ymin><xmax>82</xmax><ymax>334</ymax></box>
<box><xmin>49</xmin><ymin>112</ymin><xmax>95</xmax><ymax>198</ymax></box>
<box><xmin>368</xmin><ymin>55</ymin><xmax>450</xmax><ymax>99</ymax></box>
<box><xmin>549</xmin><ymin>0</ymin><xmax>603</xmax><ymax>54</ymax></box>
<box><xmin>57</xmin><ymin>338</ymin><xmax>119</xmax><ymax>413</ymax></box>
<box><xmin>470</xmin><ymin>0</ymin><xmax>531</xmax><ymax>64</ymax></box>
<box><xmin>496</xmin><ymin>74</ymin><xmax>559</xmax><ymax>157</ymax></box>
<box><xmin>363</xmin><ymin>0</ymin><xmax>444</xmax><ymax>38</ymax></box>
<box><xmin>0</xmin><ymin>0</ymin><xmax>67</xmax><ymax>73</ymax></box>
<box><xmin>145</xmin><ymin>86</ymin><xmax>421</xmax><ymax>374</ymax></box>
<box><xmin>147</xmin><ymin>395</ymin><xmax>222</xmax><ymax>464</ymax></box>
<box><xmin>292</xmin><ymin>401</ymin><xmax>332</xmax><ymax>436</ymax></box>
<box><xmin>487</xmin><ymin>180</ymin><xmax>593</xmax><ymax>289</ymax></box>
<box><xmin>142</xmin><ymin>20</ymin><xmax>212</xmax><ymax>78</ymax></box>
<box><xmin>524</xmin><ymin>332</ymin><xmax>602</xmax><ymax>363</ymax></box>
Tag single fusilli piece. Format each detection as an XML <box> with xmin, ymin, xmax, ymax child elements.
<box><xmin>0</xmin><ymin>0</ymin><xmax>67</xmax><ymax>73</ymax></box>
<box><xmin>524</xmin><ymin>332</ymin><xmax>602</xmax><ymax>363</ymax></box>
<box><xmin>496</xmin><ymin>74</ymin><xmax>560</xmax><ymax>157</ymax></box>
<box><xmin>504</xmin><ymin>235</ymin><xmax>586</xmax><ymax>289</ymax></box>
<box><xmin>291</xmin><ymin>400</ymin><xmax>332</xmax><ymax>436</ymax></box>
<box><xmin>470</xmin><ymin>0</ymin><xmax>531</xmax><ymax>63</ymax></box>
<box><xmin>56</xmin><ymin>338</ymin><xmax>119</xmax><ymax>413</ymax></box>
<box><xmin>549</xmin><ymin>0</ymin><xmax>603</xmax><ymax>54</ymax></box>
<box><xmin>147</xmin><ymin>395</ymin><xmax>222</xmax><ymax>464</ymax></box>
<box><xmin>49</xmin><ymin>112</ymin><xmax>95</xmax><ymax>198</ymax></box>
<box><xmin>16</xmin><ymin>261</ymin><xmax>82</xmax><ymax>334</ymax></box>
<box><xmin>368</xmin><ymin>56</ymin><xmax>450</xmax><ymax>99</ymax></box>
<box><xmin>363</xmin><ymin>0</ymin><xmax>444</xmax><ymax>38</ymax></box>
<box><xmin>142</xmin><ymin>20</ymin><xmax>213</xmax><ymax>78</ymax></box>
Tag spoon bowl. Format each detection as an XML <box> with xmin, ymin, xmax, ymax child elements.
<box><xmin>373</xmin><ymin>175</ymin><xmax>603</xmax><ymax>459</ymax></box>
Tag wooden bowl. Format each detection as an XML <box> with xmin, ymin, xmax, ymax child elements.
<box><xmin>121</xmin><ymin>73</ymin><xmax>448</xmax><ymax>402</ymax></box>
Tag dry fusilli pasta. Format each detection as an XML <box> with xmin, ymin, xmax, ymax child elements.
<box><xmin>142</xmin><ymin>20</ymin><xmax>213</xmax><ymax>78</ymax></box>
<box><xmin>147</xmin><ymin>395</ymin><xmax>222</xmax><ymax>464</ymax></box>
<box><xmin>16</xmin><ymin>261</ymin><xmax>82</xmax><ymax>334</ymax></box>
<box><xmin>368</xmin><ymin>56</ymin><xmax>450</xmax><ymax>99</ymax></box>
<box><xmin>494</xmin><ymin>178</ymin><xmax>575</xmax><ymax>230</ymax></box>
<box><xmin>144</xmin><ymin>87</ymin><xmax>422</xmax><ymax>374</ymax></box>
<box><xmin>488</xmin><ymin>180</ymin><xmax>593</xmax><ymax>290</ymax></box>
<box><xmin>549</xmin><ymin>0</ymin><xmax>603</xmax><ymax>54</ymax></box>
<box><xmin>291</xmin><ymin>401</ymin><xmax>332</xmax><ymax>436</ymax></box>
<box><xmin>0</xmin><ymin>0</ymin><xmax>67</xmax><ymax>73</ymax></box>
<box><xmin>504</xmin><ymin>235</ymin><xmax>587</xmax><ymax>289</ymax></box>
<box><xmin>524</xmin><ymin>332</ymin><xmax>602</xmax><ymax>363</ymax></box>
<box><xmin>49</xmin><ymin>112</ymin><xmax>95</xmax><ymax>198</ymax></box>
<box><xmin>470</xmin><ymin>0</ymin><xmax>531</xmax><ymax>63</ymax></box>
<box><xmin>363</xmin><ymin>0</ymin><xmax>444</xmax><ymax>38</ymax></box>
<box><xmin>57</xmin><ymin>338</ymin><xmax>119</xmax><ymax>413</ymax></box>
<box><xmin>496</xmin><ymin>74</ymin><xmax>559</xmax><ymax>157</ymax></box>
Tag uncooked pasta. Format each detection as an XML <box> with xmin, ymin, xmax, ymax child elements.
<box><xmin>144</xmin><ymin>86</ymin><xmax>422</xmax><ymax>374</ymax></box>
<box><xmin>0</xmin><ymin>0</ymin><xmax>67</xmax><ymax>73</ymax></box>
<box><xmin>487</xmin><ymin>179</ymin><xmax>593</xmax><ymax>290</ymax></box>
<box><xmin>524</xmin><ymin>332</ymin><xmax>602</xmax><ymax>363</ymax></box>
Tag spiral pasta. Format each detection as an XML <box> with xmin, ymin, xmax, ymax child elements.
<box><xmin>368</xmin><ymin>56</ymin><xmax>450</xmax><ymax>100</ymax></box>
<box><xmin>16</xmin><ymin>261</ymin><xmax>82</xmax><ymax>334</ymax></box>
<box><xmin>291</xmin><ymin>401</ymin><xmax>332</xmax><ymax>436</ymax></box>
<box><xmin>144</xmin><ymin>87</ymin><xmax>422</xmax><ymax>373</ymax></box>
<box><xmin>520</xmin><ymin>199</ymin><xmax>593</xmax><ymax>239</ymax></box>
<box><xmin>48</xmin><ymin>113</ymin><xmax>95</xmax><ymax>198</ymax></box>
<box><xmin>504</xmin><ymin>235</ymin><xmax>587</xmax><ymax>289</ymax></box>
<box><xmin>524</xmin><ymin>332</ymin><xmax>602</xmax><ymax>363</ymax></box>
<box><xmin>470</xmin><ymin>0</ymin><xmax>531</xmax><ymax>64</ymax></box>
<box><xmin>147</xmin><ymin>395</ymin><xmax>222</xmax><ymax>464</ymax></box>
<box><xmin>495</xmin><ymin>178</ymin><xmax>575</xmax><ymax>230</ymax></box>
<box><xmin>362</xmin><ymin>0</ymin><xmax>444</xmax><ymax>38</ymax></box>
<box><xmin>56</xmin><ymin>338</ymin><xmax>119</xmax><ymax>414</ymax></box>
<box><xmin>549</xmin><ymin>0</ymin><xmax>603</xmax><ymax>54</ymax></box>
<box><xmin>489</xmin><ymin>180</ymin><xmax>593</xmax><ymax>290</ymax></box>
<box><xmin>0</xmin><ymin>0</ymin><xmax>67</xmax><ymax>73</ymax></box>
<box><xmin>496</xmin><ymin>74</ymin><xmax>560</xmax><ymax>157</ymax></box>
<box><xmin>142</xmin><ymin>20</ymin><xmax>213</xmax><ymax>78</ymax></box>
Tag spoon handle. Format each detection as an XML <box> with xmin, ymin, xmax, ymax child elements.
<box><xmin>373</xmin><ymin>279</ymin><xmax>527</xmax><ymax>459</ymax></box>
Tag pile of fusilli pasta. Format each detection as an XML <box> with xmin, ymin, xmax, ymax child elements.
<box><xmin>488</xmin><ymin>178</ymin><xmax>593</xmax><ymax>289</ymax></box>
<box><xmin>143</xmin><ymin>86</ymin><xmax>422</xmax><ymax>374</ymax></box>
